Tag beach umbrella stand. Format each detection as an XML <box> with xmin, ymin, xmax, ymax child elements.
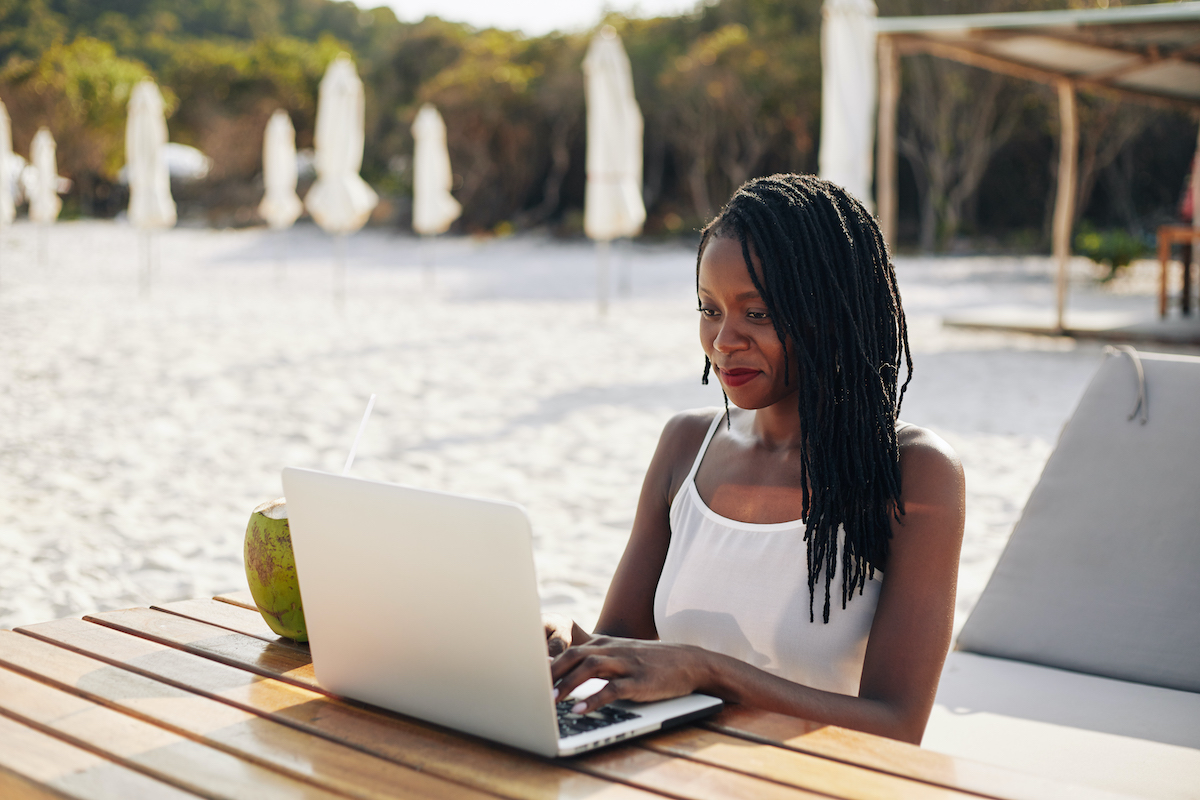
<box><xmin>37</xmin><ymin>224</ymin><xmax>48</xmax><ymax>270</ymax></box>
<box><xmin>617</xmin><ymin>239</ymin><xmax>632</xmax><ymax>297</ymax></box>
<box><xmin>583</xmin><ymin>26</ymin><xmax>646</xmax><ymax>316</ymax></box>
<box><xmin>137</xmin><ymin>230</ymin><xmax>161</xmax><ymax>297</ymax></box>
<box><xmin>334</xmin><ymin>234</ymin><xmax>347</xmax><ymax>310</ymax></box>
<box><xmin>275</xmin><ymin>229</ymin><xmax>288</xmax><ymax>284</ymax></box>
<box><xmin>421</xmin><ymin>237</ymin><xmax>436</xmax><ymax>290</ymax></box>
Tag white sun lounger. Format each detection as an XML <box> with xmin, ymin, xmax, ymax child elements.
<box><xmin>921</xmin><ymin>348</ymin><xmax>1200</xmax><ymax>799</ymax></box>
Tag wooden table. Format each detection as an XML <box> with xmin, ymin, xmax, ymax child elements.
<box><xmin>0</xmin><ymin>593</ymin><xmax>1125</xmax><ymax>800</ymax></box>
<box><xmin>1158</xmin><ymin>224</ymin><xmax>1199</xmax><ymax>317</ymax></box>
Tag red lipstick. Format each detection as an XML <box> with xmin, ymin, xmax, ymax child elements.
<box><xmin>718</xmin><ymin>368</ymin><xmax>760</xmax><ymax>388</ymax></box>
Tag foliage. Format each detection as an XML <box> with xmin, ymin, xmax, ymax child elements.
<box><xmin>0</xmin><ymin>36</ymin><xmax>151</xmax><ymax>211</ymax></box>
<box><xmin>1074</xmin><ymin>223</ymin><xmax>1148</xmax><ymax>281</ymax></box>
<box><xmin>0</xmin><ymin>0</ymin><xmax>1192</xmax><ymax>239</ymax></box>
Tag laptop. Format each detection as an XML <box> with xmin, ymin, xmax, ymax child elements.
<box><xmin>281</xmin><ymin>467</ymin><xmax>723</xmax><ymax>757</ymax></box>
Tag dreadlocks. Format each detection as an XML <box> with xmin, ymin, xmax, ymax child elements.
<box><xmin>698</xmin><ymin>174</ymin><xmax>913</xmax><ymax>624</ymax></box>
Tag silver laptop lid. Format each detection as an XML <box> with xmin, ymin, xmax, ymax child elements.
<box><xmin>282</xmin><ymin>467</ymin><xmax>560</xmax><ymax>756</ymax></box>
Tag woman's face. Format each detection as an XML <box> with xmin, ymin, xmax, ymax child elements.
<box><xmin>698</xmin><ymin>235</ymin><xmax>799</xmax><ymax>411</ymax></box>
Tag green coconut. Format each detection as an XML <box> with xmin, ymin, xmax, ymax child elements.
<box><xmin>244</xmin><ymin>497</ymin><xmax>307</xmax><ymax>642</ymax></box>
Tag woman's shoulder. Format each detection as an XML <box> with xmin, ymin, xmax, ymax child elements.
<box><xmin>651</xmin><ymin>408</ymin><xmax>723</xmax><ymax>502</ymax></box>
<box><xmin>894</xmin><ymin>421</ymin><xmax>965</xmax><ymax>504</ymax></box>
<box><xmin>664</xmin><ymin>406</ymin><xmax>723</xmax><ymax>437</ymax></box>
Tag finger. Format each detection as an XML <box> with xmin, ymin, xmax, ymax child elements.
<box><xmin>553</xmin><ymin>652</ymin><xmax>621</xmax><ymax>702</ymax></box>
<box><xmin>569</xmin><ymin>681</ymin><xmax>624</xmax><ymax>715</ymax></box>
<box><xmin>546</xmin><ymin>635</ymin><xmax>568</xmax><ymax>658</ymax></box>
<box><xmin>549</xmin><ymin>646</ymin><xmax>587</xmax><ymax>682</ymax></box>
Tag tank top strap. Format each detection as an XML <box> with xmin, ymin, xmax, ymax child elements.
<box><xmin>684</xmin><ymin>409</ymin><xmax>726</xmax><ymax>485</ymax></box>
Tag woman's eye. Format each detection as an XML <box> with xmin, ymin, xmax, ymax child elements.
<box><xmin>748</xmin><ymin>311</ymin><xmax>771</xmax><ymax>320</ymax></box>
<box><xmin>699</xmin><ymin>307</ymin><xmax>719</xmax><ymax>317</ymax></box>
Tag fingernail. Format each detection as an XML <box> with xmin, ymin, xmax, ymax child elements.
<box><xmin>571</xmin><ymin>701</ymin><xmax>587</xmax><ymax>714</ymax></box>
<box><xmin>552</xmin><ymin>688</ymin><xmax>559</xmax><ymax>701</ymax></box>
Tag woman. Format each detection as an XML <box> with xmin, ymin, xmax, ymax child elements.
<box><xmin>546</xmin><ymin>174</ymin><xmax>964</xmax><ymax>745</ymax></box>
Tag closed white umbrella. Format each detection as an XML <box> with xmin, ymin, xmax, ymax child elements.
<box><xmin>259</xmin><ymin>109</ymin><xmax>302</xmax><ymax>230</ymax></box>
<box><xmin>0</xmin><ymin>101</ymin><xmax>12</xmax><ymax>287</ymax></box>
<box><xmin>818</xmin><ymin>0</ymin><xmax>877</xmax><ymax>210</ymax></box>
<box><xmin>584</xmin><ymin>26</ymin><xmax>645</xmax><ymax>313</ymax></box>
<box><xmin>28</xmin><ymin>127</ymin><xmax>61</xmax><ymax>225</ymax></box>
<box><xmin>0</xmin><ymin>101</ymin><xmax>13</xmax><ymax>227</ymax></box>
<box><xmin>126</xmin><ymin>79</ymin><xmax>177</xmax><ymax>230</ymax></box>
<box><xmin>126</xmin><ymin>79</ymin><xmax>176</xmax><ymax>294</ymax></box>
<box><xmin>306</xmin><ymin>54</ymin><xmax>377</xmax><ymax>307</ymax></box>
<box><xmin>305</xmin><ymin>54</ymin><xmax>377</xmax><ymax>236</ymax></box>
<box><xmin>411</xmin><ymin>103</ymin><xmax>460</xmax><ymax>236</ymax></box>
<box><xmin>28</xmin><ymin>127</ymin><xmax>61</xmax><ymax>269</ymax></box>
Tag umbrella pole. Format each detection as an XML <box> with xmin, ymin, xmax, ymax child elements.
<box><xmin>422</xmin><ymin>235</ymin><xmax>435</xmax><ymax>290</ymax></box>
<box><xmin>275</xmin><ymin>229</ymin><xmax>287</xmax><ymax>284</ymax></box>
<box><xmin>596</xmin><ymin>239</ymin><xmax>610</xmax><ymax>316</ymax></box>
<box><xmin>37</xmin><ymin>223</ymin><xmax>47</xmax><ymax>270</ymax></box>
<box><xmin>334</xmin><ymin>234</ymin><xmax>346</xmax><ymax>311</ymax></box>
<box><xmin>138</xmin><ymin>230</ymin><xmax>150</xmax><ymax>296</ymax></box>
<box><xmin>617</xmin><ymin>237</ymin><xmax>632</xmax><ymax>297</ymax></box>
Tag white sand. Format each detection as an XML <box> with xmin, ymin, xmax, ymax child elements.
<box><xmin>0</xmin><ymin>220</ymin><xmax>1190</xmax><ymax>636</ymax></box>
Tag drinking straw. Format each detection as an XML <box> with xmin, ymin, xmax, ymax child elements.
<box><xmin>343</xmin><ymin>394</ymin><xmax>376</xmax><ymax>475</ymax></box>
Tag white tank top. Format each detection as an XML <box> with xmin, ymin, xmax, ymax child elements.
<box><xmin>653</xmin><ymin>411</ymin><xmax>883</xmax><ymax>696</ymax></box>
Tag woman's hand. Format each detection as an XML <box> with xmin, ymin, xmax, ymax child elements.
<box><xmin>543</xmin><ymin>613</ymin><xmax>592</xmax><ymax>657</ymax></box>
<box><xmin>550</xmin><ymin>636</ymin><xmax>712</xmax><ymax>713</ymax></box>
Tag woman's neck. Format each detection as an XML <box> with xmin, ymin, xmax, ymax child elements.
<box><xmin>741</xmin><ymin>392</ymin><xmax>804</xmax><ymax>452</ymax></box>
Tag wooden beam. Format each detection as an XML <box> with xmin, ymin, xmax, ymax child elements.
<box><xmin>1191</xmin><ymin>115</ymin><xmax>1199</xmax><ymax>314</ymax></box>
<box><xmin>876</xmin><ymin>35</ymin><xmax>900</xmax><ymax>249</ymax></box>
<box><xmin>891</xmin><ymin>34</ymin><xmax>1200</xmax><ymax>112</ymax></box>
<box><xmin>1053</xmin><ymin>79</ymin><xmax>1079</xmax><ymax>333</ymax></box>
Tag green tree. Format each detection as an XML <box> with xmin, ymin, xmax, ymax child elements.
<box><xmin>0</xmin><ymin>36</ymin><xmax>151</xmax><ymax>214</ymax></box>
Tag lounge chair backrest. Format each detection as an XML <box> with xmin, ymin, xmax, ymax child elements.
<box><xmin>956</xmin><ymin>349</ymin><xmax>1200</xmax><ymax>693</ymax></box>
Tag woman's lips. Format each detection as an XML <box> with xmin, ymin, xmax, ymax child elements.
<box><xmin>718</xmin><ymin>367</ymin><xmax>760</xmax><ymax>387</ymax></box>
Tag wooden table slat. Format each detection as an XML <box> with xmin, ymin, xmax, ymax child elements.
<box><xmin>213</xmin><ymin>591</ymin><xmax>258</xmax><ymax>611</ymax></box>
<box><xmin>0</xmin><ymin>630</ymin><xmax>500</xmax><ymax>800</ymax></box>
<box><xmin>0</xmin><ymin>767</ymin><xmax>74</xmax><ymax>800</ymax></box>
<box><xmin>78</xmin><ymin>608</ymin><xmax>855</xmax><ymax>800</ymax></box>
<box><xmin>155</xmin><ymin>598</ymin><xmax>309</xmax><ymax>651</ymax></box>
<box><xmin>641</xmin><ymin>727</ymin><xmax>965</xmax><ymax>800</ymax></box>
<box><xmin>19</xmin><ymin>618</ymin><xmax>660</xmax><ymax>800</ymax></box>
<box><xmin>0</xmin><ymin>711</ymin><xmax>203</xmax><ymax>800</ymax></box>
<box><xmin>0</xmin><ymin>662</ymin><xmax>344</xmax><ymax>800</ymax></box>
<box><xmin>77</xmin><ymin>602</ymin><xmax>1123</xmax><ymax>800</ymax></box>
<box><xmin>135</xmin><ymin>600</ymin><xmax>1085</xmax><ymax>800</ymax></box>
<box><xmin>706</xmin><ymin>708</ymin><xmax>1136</xmax><ymax>800</ymax></box>
<box><xmin>578</xmin><ymin>745</ymin><xmax>828</xmax><ymax>800</ymax></box>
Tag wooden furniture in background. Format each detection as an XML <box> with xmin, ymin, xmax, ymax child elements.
<box><xmin>1158</xmin><ymin>224</ymin><xmax>1200</xmax><ymax>317</ymax></box>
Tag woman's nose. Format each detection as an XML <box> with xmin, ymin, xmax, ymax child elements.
<box><xmin>712</xmin><ymin>319</ymin><xmax>749</xmax><ymax>353</ymax></box>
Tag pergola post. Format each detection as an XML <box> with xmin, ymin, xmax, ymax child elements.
<box><xmin>1052</xmin><ymin>78</ymin><xmax>1078</xmax><ymax>333</ymax></box>
<box><xmin>876</xmin><ymin>34</ymin><xmax>899</xmax><ymax>249</ymax></box>
<box><xmin>1192</xmin><ymin>116</ymin><xmax>1199</xmax><ymax>288</ymax></box>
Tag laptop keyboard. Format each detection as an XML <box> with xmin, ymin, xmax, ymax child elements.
<box><xmin>556</xmin><ymin>700</ymin><xmax>641</xmax><ymax>738</ymax></box>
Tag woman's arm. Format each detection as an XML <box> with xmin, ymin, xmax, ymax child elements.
<box><xmin>545</xmin><ymin>410</ymin><xmax>715</xmax><ymax>655</ymax></box>
<box><xmin>551</xmin><ymin>425</ymin><xmax>965</xmax><ymax>745</ymax></box>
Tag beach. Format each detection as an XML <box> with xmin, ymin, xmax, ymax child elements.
<box><xmin>0</xmin><ymin>220</ymin><xmax>1186</xmax><ymax>636</ymax></box>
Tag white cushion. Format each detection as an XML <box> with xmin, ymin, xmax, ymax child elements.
<box><xmin>924</xmin><ymin>653</ymin><xmax>1200</xmax><ymax>799</ymax></box>
<box><xmin>956</xmin><ymin>351</ymin><xmax>1200</xmax><ymax>692</ymax></box>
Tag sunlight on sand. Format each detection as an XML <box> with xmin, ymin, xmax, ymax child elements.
<box><xmin>1</xmin><ymin>220</ymin><xmax>1186</xmax><ymax>636</ymax></box>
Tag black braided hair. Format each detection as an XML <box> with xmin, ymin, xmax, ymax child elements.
<box><xmin>697</xmin><ymin>174</ymin><xmax>913</xmax><ymax>623</ymax></box>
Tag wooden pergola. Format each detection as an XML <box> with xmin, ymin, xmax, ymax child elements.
<box><xmin>873</xmin><ymin>2</ymin><xmax>1200</xmax><ymax>332</ymax></box>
